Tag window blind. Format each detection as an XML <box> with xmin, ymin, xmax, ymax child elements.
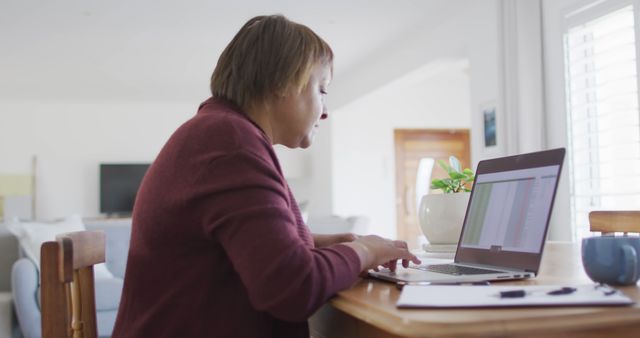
<box><xmin>564</xmin><ymin>4</ymin><xmax>640</xmax><ymax>239</ymax></box>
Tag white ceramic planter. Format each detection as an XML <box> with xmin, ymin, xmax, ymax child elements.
<box><xmin>418</xmin><ymin>192</ymin><xmax>470</xmax><ymax>245</ymax></box>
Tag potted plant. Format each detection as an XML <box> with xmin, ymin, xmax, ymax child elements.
<box><xmin>418</xmin><ymin>156</ymin><xmax>475</xmax><ymax>251</ymax></box>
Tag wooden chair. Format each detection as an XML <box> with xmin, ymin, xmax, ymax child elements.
<box><xmin>589</xmin><ymin>211</ymin><xmax>640</xmax><ymax>235</ymax></box>
<box><xmin>40</xmin><ymin>230</ymin><xmax>106</xmax><ymax>338</ymax></box>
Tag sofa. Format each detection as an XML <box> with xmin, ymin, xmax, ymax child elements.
<box><xmin>4</xmin><ymin>218</ymin><xmax>132</xmax><ymax>338</ymax></box>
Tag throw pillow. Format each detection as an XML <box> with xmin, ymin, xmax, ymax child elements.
<box><xmin>7</xmin><ymin>214</ymin><xmax>114</xmax><ymax>280</ymax></box>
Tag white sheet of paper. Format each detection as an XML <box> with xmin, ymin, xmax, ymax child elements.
<box><xmin>397</xmin><ymin>285</ymin><xmax>634</xmax><ymax>308</ymax></box>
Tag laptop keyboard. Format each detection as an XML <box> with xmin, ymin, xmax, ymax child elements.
<box><xmin>411</xmin><ymin>264</ymin><xmax>504</xmax><ymax>275</ymax></box>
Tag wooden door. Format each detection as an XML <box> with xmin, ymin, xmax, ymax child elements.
<box><xmin>394</xmin><ymin>129</ymin><xmax>470</xmax><ymax>249</ymax></box>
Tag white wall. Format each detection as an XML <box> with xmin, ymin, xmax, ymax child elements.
<box><xmin>500</xmin><ymin>0</ymin><xmax>546</xmax><ymax>155</ymax></box>
<box><xmin>542</xmin><ymin>0</ymin><xmax>580</xmax><ymax>241</ymax></box>
<box><xmin>331</xmin><ymin>61</ymin><xmax>472</xmax><ymax>238</ymax></box>
<box><xmin>540</xmin><ymin>0</ymin><xmax>625</xmax><ymax>241</ymax></box>
<box><xmin>327</xmin><ymin>1</ymin><xmax>501</xmax><ymax>239</ymax></box>
<box><xmin>462</xmin><ymin>0</ymin><xmax>569</xmax><ymax>241</ymax></box>
<box><xmin>465</xmin><ymin>0</ymin><xmax>504</xmax><ymax>165</ymax></box>
<box><xmin>0</xmin><ymin>99</ymin><xmax>326</xmax><ymax>220</ymax></box>
<box><xmin>327</xmin><ymin>0</ymin><xmax>569</xmax><ymax>241</ymax></box>
<box><xmin>0</xmin><ymin>100</ymin><xmax>195</xmax><ymax>219</ymax></box>
<box><xmin>0</xmin><ymin>0</ymin><xmax>554</xmax><ymax>238</ymax></box>
<box><xmin>328</xmin><ymin>1</ymin><xmax>501</xmax><ymax>168</ymax></box>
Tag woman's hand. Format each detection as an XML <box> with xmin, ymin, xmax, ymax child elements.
<box><xmin>343</xmin><ymin>235</ymin><xmax>421</xmax><ymax>273</ymax></box>
<box><xmin>313</xmin><ymin>233</ymin><xmax>358</xmax><ymax>248</ymax></box>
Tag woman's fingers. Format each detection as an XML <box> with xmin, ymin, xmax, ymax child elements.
<box><xmin>393</xmin><ymin>240</ymin><xmax>421</xmax><ymax>266</ymax></box>
<box><xmin>349</xmin><ymin>235</ymin><xmax>422</xmax><ymax>273</ymax></box>
<box><xmin>393</xmin><ymin>240</ymin><xmax>408</xmax><ymax>249</ymax></box>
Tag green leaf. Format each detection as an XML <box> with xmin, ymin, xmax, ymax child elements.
<box><xmin>449</xmin><ymin>156</ymin><xmax>461</xmax><ymax>172</ymax></box>
<box><xmin>430</xmin><ymin>157</ymin><xmax>476</xmax><ymax>193</ymax></box>
<box><xmin>431</xmin><ymin>180</ymin><xmax>447</xmax><ymax>189</ymax></box>
<box><xmin>437</xmin><ymin>159</ymin><xmax>452</xmax><ymax>173</ymax></box>
<box><xmin>449</xmin><ymin>171</ymin><xmax>466</xmax><ymax>180</ymax></box>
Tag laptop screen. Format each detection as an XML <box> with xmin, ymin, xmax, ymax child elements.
<box><xmin>454</xmin><ymin>148</ymin><xmax>565</xmax><ymax>273</ymax></box>
<box><xmin>459</xmin><ymin>165</ymin><xmax>560</xmax><ymax>253</ymax></box>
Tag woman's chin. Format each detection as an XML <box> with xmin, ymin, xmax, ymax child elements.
<box><xmin>298</xmin><ymin>140</ymin><xmax>313</xmax><ymax>149</ymax></box>
<box><xmin>298</xmin><ymin>134</ymin><xmax>315</xmax><ymax>149</ymax></box>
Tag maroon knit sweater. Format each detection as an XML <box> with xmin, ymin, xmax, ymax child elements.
<box><xmin>111</xmin><ymin>98</ymin><xmax>361</xmax><ymax>338</ymax></box>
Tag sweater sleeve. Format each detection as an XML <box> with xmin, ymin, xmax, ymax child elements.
<box><xmin>195</xmin><ymin>149</ymin><xmax>361</xmax><ymax>321</ymax></box>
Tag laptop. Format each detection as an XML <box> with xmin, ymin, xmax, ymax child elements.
<box><xmin>369</xmin><ymin>148</ymin><xmax>566</xmax><ymax>284</ymax></box>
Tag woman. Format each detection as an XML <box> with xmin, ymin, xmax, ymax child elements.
<box><xmin>112</xmin><ymin>14</ymin><xmax>419</xmax><ymax>338</ymax></box>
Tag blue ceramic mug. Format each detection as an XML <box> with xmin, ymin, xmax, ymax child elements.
<box><xmin>582</xmin><ymin>236</ymin><xmax>640</xmax><ymax>286</ymax></box>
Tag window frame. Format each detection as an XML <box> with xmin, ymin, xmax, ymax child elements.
<box><xmin>541</xmin><ymin>0</ymin><xmax>640</xmax><ymax>242</ymax></box>
<box><xmin>561</xmin><ymin>0</ymin><xmax>640</xmax><ymax>240</ymax></box>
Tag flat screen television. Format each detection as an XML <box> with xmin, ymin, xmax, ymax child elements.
<box><xmin>100</xmin><ymin>163</ymin><xmax>150</xmax><ymax>216</ymax></box>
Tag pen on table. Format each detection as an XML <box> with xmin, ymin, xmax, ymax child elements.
<box><xmin>497</xmin><ymin>287</ymin><xmax>577</xmax><ymax>298</ymax></box>
<box><xmin>498</xmin><ymin>289</ymin><xmax>527</xmax><ymax>298</ymax></box>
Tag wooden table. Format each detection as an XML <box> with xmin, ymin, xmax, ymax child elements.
<box><xmin>309</xmin><ymin>242</ymin><xmax>640</xmax><ymax>338</ymax></box>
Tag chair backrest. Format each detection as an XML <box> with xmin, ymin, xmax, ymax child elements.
<box><xmin>589</xmin><ymin>211</ymin><xmax>640</xmax><ymax>235</ymax></box>
<box><xmin>40</xmin><ymin>230</ymin><xmax>106</xmax><ymax>338</ymax></box>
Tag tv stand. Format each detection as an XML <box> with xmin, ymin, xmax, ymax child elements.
<box><xmin>104</xmin><ymin>213</ymin><xmax>132</xmax><ymax>219</ymax></box>
<box><xmin>83</xmin><ymin>215</ymin><xmax>132</xmax><ymax>224</ymax></box>
<box><xmin>83</xmin><ymin>217</ymin><xmax>132</xmax><ymax>232</ymax></box>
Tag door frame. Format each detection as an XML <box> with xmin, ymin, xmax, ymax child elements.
<box><xmin>394</xmin><ymin>128</ymin><xmax>471</xmax><ymax>247</ymax></box>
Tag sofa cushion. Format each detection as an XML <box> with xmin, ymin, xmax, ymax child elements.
<box><xmin>6</xmin><ymin>215</ymin><xmax>114</xmax><ymax>280</ymax></box>
<box><xmin>94</xmin><ymin>277</ymin><xmax>124</xmax><ymax>311</ymax></box>
<box><xmin>86</xmin><ymin>220</ymin><xmax>131</xmax><ymax>279</ymax></box>
<box><xmin>11</xmin><ymin>258</ymin><xmax>40</xmax><ymax>338</ymax></box>
<box><xmin>36</xmin><ymin>276</ymin><xmax>124</xmax><ymax>311</ymax></box>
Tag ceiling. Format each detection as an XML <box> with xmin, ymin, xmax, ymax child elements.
<box><xmin>0</xmin><ymin>0</ymin><xmax>460</xmax><ymax>104</ymax></box>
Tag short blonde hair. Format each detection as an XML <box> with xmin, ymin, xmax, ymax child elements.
<box><xmin>211</xmin><ymin>15</ymin><xmax>333</xmax><ymax>109</ymax></box>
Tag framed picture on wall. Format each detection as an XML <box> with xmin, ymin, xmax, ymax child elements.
<box><xmin>482</xmin><ymin>104</ymin><xmax>497</xmax><ymax>148</ymax></box>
